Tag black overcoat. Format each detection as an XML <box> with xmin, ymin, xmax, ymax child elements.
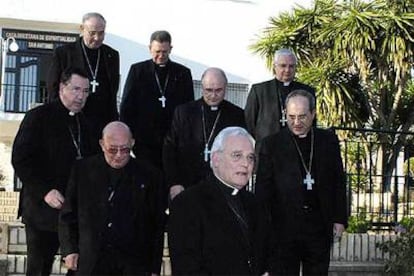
<box><xmin>168</xmin><ymin>174</ymin><xmax>267</xmax><ymax>275</ymax></box>
<box><xmin>47</xmin><ymin>38</ymin><xmax>120</xmax><ymax>137</ymax></box>
<box><xmin>244</xmin><ymin>78</ymin><xmax>315</xmax><ymax>141</ymax></box>
<box><xmin>163</xmin><ymin>99</ymin><xmax>246</xmax><ymax>189</ymax></box>
<box><xmin>256</xmin><ymin>128</ymin><xmax>348</xmax><ymax>246</ymax></box>
<box><xmin>12</xmin><ymin>100</ymin><xmax>97</xmax><ymax>231</ymax></box>
<box><xmin>120</xmin><ymin>59</ymin><xmax>194</xmax><ymax>168</ymax></box>
<box><xmin>59</xmin><ymin>154</ymin><xmax>165</xmax><ymax>275</ymax></box>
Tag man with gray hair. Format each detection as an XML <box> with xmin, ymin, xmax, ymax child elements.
<box><xmin>168</xmin><ymin>126</ymin><xmax>267</xmax><ymax>275</ymax></box>
<box><xmin>245</xmin><ymin>48</ymin><xmax>315</xmax><ymax>142</ymax></box>
<box><xmin>47</xmin><ymin>12</ymin><xmax>120</xmax><ymax>142</ymax></box>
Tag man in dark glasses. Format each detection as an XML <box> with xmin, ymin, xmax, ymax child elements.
<box><xmin>59</xmin><ymin>121</ymin><xmax>165</xmax><ymax>275</ymax></box>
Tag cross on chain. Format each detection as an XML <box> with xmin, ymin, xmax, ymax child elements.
<box><xmin>280</xmin><ymin>109</ymin><xmax>288</xmax><ymax>127</ymax></box>
<box><xmin>90</xmin><ymin>79</ymin><xmax>99</xmax><ymax>93</ymax></box>
<box><xmin>204</xmin><ymin>144</ymin><xmax>211</xmax><ymax>162</ymax></box>
<box><xmin>158</xmin><ymin>95</ymin><xmax>166</xmax><ymax>108</ymax></box>
<box><xmin>303</xmin><ymin>172</ymin><xmax>314</xmax><ymax>190</ymax></box>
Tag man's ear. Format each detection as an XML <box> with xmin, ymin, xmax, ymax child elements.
<box><xmin>99</xmin><ymin>139</ymin><xmax>105</xmax><ymax>152</ymax></box>
<box><xmin>211</xmin><ymin>151</ymin><xmax>219</xmax><ymax>168</ymax></box>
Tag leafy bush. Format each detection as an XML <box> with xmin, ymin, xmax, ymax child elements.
<box><xmin>397</xmin><ymin>217</ymin><xmax>414</xmax><ymax>233</ymax></box>
<box><xmin>377</xmin><ymin>228</ymin><xmax>414</xmax><ymax>275</ymax></box>
<box><xmin>346</xmin><ymin>213</ymin><xmax>371</xmax><ymax>233</ymax></box>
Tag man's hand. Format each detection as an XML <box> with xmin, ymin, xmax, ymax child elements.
<box><xmin>333</xmin><ymin>223</ymin><xmax>345</xmax><ymax>240</ymax></box>
<box><xmin>44</xmin><ymin>189</ymin><xmax>64</xmax><ymax>209</ymax></box>
<box><xmin>64</xmin><ymin>253</ymin><xmax>79</xmax><ymax>271</ymax></box>
<box><xmin>170</xmin><ymin>185</ymin><xmax>185</xmax><ymax>200</ymax></box>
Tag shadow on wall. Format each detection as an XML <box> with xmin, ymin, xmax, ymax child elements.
<box><xmin>106</xmin><ymin>33</ymin><xmax>250</xmax><ymax>97</ymax></box>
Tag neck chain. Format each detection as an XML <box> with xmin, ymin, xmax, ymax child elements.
<box><xmin>277</xmin><ymin>83</ymin><xmax>288</xmax><ymax>127</ymax></box>
<box><xmin>201</xmin><ymin>104</ymin><xmax>222</xmax><ymax>162</ymax></box>
<box><xmin>81</xmin><ymin>41</ymin><xmax>101</xmax><ymax>93</ymax></box>
<box><xmin>291</xmin><ymin>128</ymin><xmax>315</xmax><ymax>190</ymax></box>
<box><xmin>155</xmin><ymin>72</ymin><xmax>169</xmax><ymax>108</ymax></box>
<box><xmin>68</xmin><ymin>115</ymin><xmax>82</xmax><ymax>160</ymax></box>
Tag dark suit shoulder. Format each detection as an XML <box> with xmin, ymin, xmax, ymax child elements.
<box><xmin>100</xmin><ymin>43</ymin><xmax>119</xmax><ymax>55</ymax></box>
<box><xmin>129</xmin><ymin>59</ymin><xmax>152</xmax><ymax>69</ymax></box>
<box><xmin>222</xmin><ymin>100</ymin><xmax>244</xmax><ymax>112</ymax></box>
<box><xmin>314</xmin><ymin>127</ymin><xmax>340</xmax><ymax>143</ymax></box>
<box><xmin>175</xmin><ymin>99</ymin><xmax>202</xmax><ymax>113</ymax></box>
<box><xmin>251</xmin><ymin>78</ymin><xmax>276</xmax><ymax>88</ymax></box>
<box><xmin>168</xmin><ymin>60</ymin><xmax>192</xmax><ymax>72</ymax></box>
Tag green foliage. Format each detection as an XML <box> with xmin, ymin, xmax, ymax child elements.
<box><xmin>377</xmin><ymin>228</ymin><xmax>414</xmax><ymax>275</ymax></box>
<box><xmin>346</xmin><ymin>212</ymin><xmax>371</xmax><ymax>233</ymax></box>
<box><xmin>398</xmin><ymin>217</ymin><xmax>414</xmax><ymax>232</ymax></box>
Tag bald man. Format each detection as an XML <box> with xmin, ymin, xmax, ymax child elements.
<box><xmin>163</xmin><ymin>67</ymin><xmax>246</xmax><ymax>200</ymax></box>
<box><xmin>59</xmin><ymin>121</ymin><xmax>165</xmax><ymax>275</ymax></box>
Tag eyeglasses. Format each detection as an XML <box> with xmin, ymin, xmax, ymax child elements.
<box><xmin>65</xmin><ymin>84</ymin><xmax>89</xmax><ymax>96</ymax></box>
<box><xmin>105</xmin><ymin>146</ymin><xmax>131</xmax><ymax>155</ymax></box>
<box><xmin>87</xmin><ymin>30</ymin><xmax>105</xmax><ymax>37</ymax></box>
<box><xmin>203</xmin><ymin>87</ymin><xmax>225</xmax><ymax>95</ymax></box>
<box><xmin>275</xmin><ymin>63</ymin><xmax>296</xmax><ymax>69</ymax></box>
<box><xmin>287</xmin><ymin>114</ymin><xmax>309</xmax><ymax>122</ymax></box>
<box><xmin>228</xmin><ymin>151</ymin><xmax>256</xmax><ymax>164</ymax></box>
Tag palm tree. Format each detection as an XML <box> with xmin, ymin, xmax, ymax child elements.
<box><xmin>250</xmin><ymin>0</ymin><xmax>414</xmax><ymax>189</ymax></box>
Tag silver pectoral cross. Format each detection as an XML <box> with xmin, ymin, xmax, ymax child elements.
<box><xmin>280</xmin><ymin>109</ymin><xmax>287</xmax><ymax>127</ymax></box>
<box><xmin>204</xmin><ymin>144</ymin><xmax>210</xmax><ymax>162</ymax></box>
<box><xmin>303</xmin><ymin>172</ymin><xmax>314</xmax><ymax>190</ymax></box>
<box><xmin>158</xmin><ymin>95</ymin><xmax>166</xmax><ymax>108</ymax></box>
<box><xmin>90</xmin><ymin>79</ymin><xmax>99</xmax><ymax>93</ymax></box>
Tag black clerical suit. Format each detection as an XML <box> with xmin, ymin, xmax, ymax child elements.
<box><xmin>245</xmin><ymin>79</ymin><xmax>315</xmax><ymax>141</ymax></box>
<box><xmin>168</xmin><ymin>173</ymin><xmax>267</xmax><ymax>275</ymax></box>
<box><xmin>163</xmin><ymin>98</ymin><xmax>246</xmax><ymax>189</ymax></box>
<box><xmin>120</xmin><ymin>59</ymin><xmax>194</xmax><ymax>169</ymax></box>
<box><xmin>59</xmin><ymin>154</ymin><xmax>165</xmax><ymax>275</ymax></box>
<box><xmin>255</xmin><ymin>128</ymin><xmax>347</xmax><ymax>275</ymax></box>
<box><xmin>12</xmin><ymin>99</ymin><xmax>97</xmax><ymax>276</ymax></box>
<box><xmin>47</xmin><ymin>38</ymin><xmax>120</xmax><ymax>140</ymax></box>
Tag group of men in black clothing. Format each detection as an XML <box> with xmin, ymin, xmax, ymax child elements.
<box><xmin>11</xmin><ymin>11</ymin><xmax>347</xmax><ymax>276</ymax></box>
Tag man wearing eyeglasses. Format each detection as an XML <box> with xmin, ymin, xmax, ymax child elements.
<box><xmin>245</xmin><ymin>48</ymin><xmax>316</xmax><ymax>143</ymax></box>
<box><xmin>256</xmin><ymin>90</ymin><xmax>347</xmax><ymax>275</ymax></box>
<box><xmin>168</xmin><ymin>126</ymin><xmax>267</xmax><ymax>275</ymax></box>
<box><xmin>47</xmin><ymin>12</ymin><xmax>120</xmax><ymax>142</ymax></box>
<box><xmin>59</xmin><ymin>121</ymin><xmax>165</xmax><ymax>275</ymax></box>
<box><xmin>12</xmin><ymin>67</ymin><xmax>98</xmax><ymax>276</ymax></box>
<box><xmin>163</xmin><ymin>67</ymin><xmax>246</xmax><ymax>200</ymax></box>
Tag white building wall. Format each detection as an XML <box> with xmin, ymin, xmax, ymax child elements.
<box><xmin>0</xmin><ymin>0</ymin><xmax>312</xmax><ymax>91</ymax></box>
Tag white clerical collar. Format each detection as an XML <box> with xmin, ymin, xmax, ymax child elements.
<box><xmin>214</xmin><ymin>174</ymin><xmax>239</xmax><ymax>195</ymax></box>
<box><xmin>283</xmin><ymin>81</ymin><xmax>291</xmax><ymax>86</ymax></box>
<box><xmin>210</xmin><ymin>105</ymin><xmax>218</xmax><ymax>111</ymax></box>
<box><xmin>68</xmin><ymin>111</ymin><xmax>76</xmax><ymax>116</ymax></box>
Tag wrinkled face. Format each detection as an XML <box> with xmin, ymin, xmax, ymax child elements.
<box><xmin>211</xmin><ymin>136</ymin><xmax>255</xmax><ymax>190</ymax></box>
<box><xmin>286</xmin><ymin>95</ymin><xmax>315</xmax><ymax>136</ymax></box>
<box><xmin>274</xmin><ymin>54</ymin><xmax>296</xmax><ymax>83</ymax></box>
<box><xmin>59</xmin><ymin>74</ymin><xmax>89</xmax><ymax>113</ymax></box>
<box><xmin>80</xmin><ymin>17</ymin><xmax>106</xmax><ymax>49</ymax></box>
<box><xmin>100</xmin><ymin>131</ymin><xmax>134</xmax><ymax>169</ymax></box>
<box><xmin>202</xmin><ymin>72</ymin><xmax>226</xmax><ymax>106</ymax></box>
<box><xmin>149</xmin><ymin>40</ymin><xmax>171</xmax><ymax>65</ymax></box>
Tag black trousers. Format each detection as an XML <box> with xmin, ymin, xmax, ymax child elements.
<box><xmin>89</xmin><ymin>246</ymin><xmax>149</xmax><ymax>276</ymax></box>
<box><xmin>25</xmin><ymin>224</ymin><xmax>60</xmax><ymax>276</ymax></box>
<box><xmin>269</xmin><ymin>209</ymin><xmax>331</xmax><ymax>276</ymax></box>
